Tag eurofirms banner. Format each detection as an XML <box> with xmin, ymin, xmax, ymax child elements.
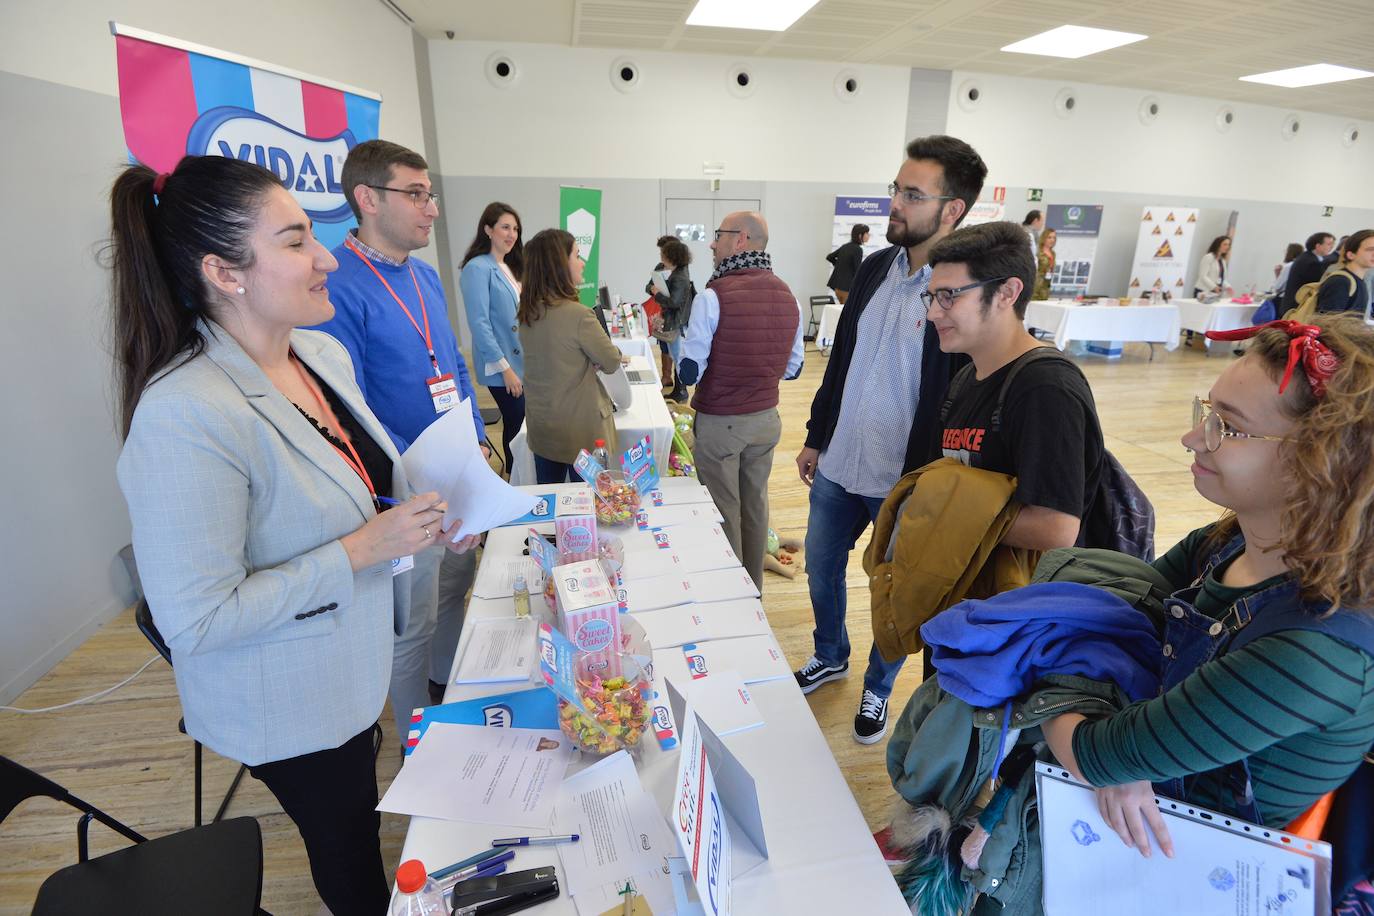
<box><xmin>1128</xmin><ymin>205</ymin><xmax>1200</xmax><ymax>297</ymax></box>
<box><xmin>560</xmin><ymin>186</ymin><xmax>603</xmax><ymax>308</ymax></box>
<box><xmin>1045</xmin><ymin>204</ymin><xmax>1104</xmax><ymax>298</ymax></box>
<box><xmin>832</xmin><ymin>196</ymin><xmax>891</xmax><ymax>262</ymax></box>
<box><xmin>111</xmin><ymin>23</ymin><xmax>381</xmax><ymax>250</ymax></box>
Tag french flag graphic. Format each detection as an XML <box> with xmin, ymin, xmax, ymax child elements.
<box><xmin>114</xmin><ymin>31</ymin><xmax>380</xmax><ymax>248</ymax></box>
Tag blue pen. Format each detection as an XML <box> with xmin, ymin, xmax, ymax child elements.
<box><xmin>430</xmin><ymin>846</ymin><xmax>506</xmax><ymax>881</ymax></box>
<box><xmin>437</xmin><ymin>853</ymin><xmax>513</xmax><ymax>897</ymax></box>
<box><xmin>375</xmin><ymin>496</ymin><xmax>403</xmax><ymax>506</ymax></box>
<box><xmin>491</xmin><ymin>833</ymin><xmax>580</xmax><ymax>847</ymax></box>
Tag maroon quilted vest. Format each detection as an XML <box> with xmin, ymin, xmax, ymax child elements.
<box><xmin>691</xmin><ymin>268</ymin><xmax>798</xmax><ymax>416</ymax></box>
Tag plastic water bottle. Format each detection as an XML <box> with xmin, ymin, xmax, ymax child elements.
<box><xmin>389</xmin><ymin>859</ymin><xmax>446</xmax><ymax>915</ymax></box>
<box><xmin>591</xmin><ymin>439</ymin><xmax>609</xmax><ymax>469</ymax></box>
<box><xmin>513</xmin><ymin>574</ymin><xmax>530</xmax><ymax>619</ymax></box>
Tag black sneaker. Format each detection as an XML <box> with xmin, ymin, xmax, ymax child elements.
<box><xmin>794</xmin><ymin>656</ymin><xmax>849</xmax><ymax>694</ymax></box>
<box><xmin>853</xmin><ymin>689</ymin><xmax>889</xmax><ymax>744</ymax></box>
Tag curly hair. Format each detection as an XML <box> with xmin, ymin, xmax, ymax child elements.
<box><xmin>1210</xmin><ymin>313</ymin><xmax>1374</xmax><ymax>610</ymax></box>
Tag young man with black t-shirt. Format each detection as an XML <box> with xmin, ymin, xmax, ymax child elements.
<box><xmin>926</xmin><ymin>220</ymin><xmax>1105</xmax><ymax>552</ymax></box>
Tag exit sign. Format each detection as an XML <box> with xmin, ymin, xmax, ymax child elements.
<box><xmin>1027</xmin><ymin>188</ymin><xmax>1044</xmax><ymax>202</ymax></box>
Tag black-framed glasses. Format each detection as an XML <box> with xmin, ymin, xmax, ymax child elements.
<box><xmin>920</xmin><ymin>277</ymin><xmax>1008</xmax><ymax>310</ymax></box>
<box><xmin>713</xmin><ymin>229</ymin><xmax>742</xmax><ymax>241</ymax></box>
<box><xmin>888</xmin><ymin>182</ymin><xmax>955</xmax><ymax>206</ymax></box>
<box><xmin>1191</xmin><ymin>397</ymin><xmax>1290</xmax><ymax>453</ymax></box>
<box><xmin>367</xmin><ymin>185</ymin><xmax>439</xmax><ymax>208</ymax></box>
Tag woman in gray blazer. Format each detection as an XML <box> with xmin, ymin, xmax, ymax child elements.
<box><xmin>109</xmin><ymin>156</ymin><xmax>477</xmax><ymax>915</ymax></box>
<box><xmin>518</xmin><ymin>229</ymin><xmax>623</xmax><ymax>483</ymax></box>
<box><xmin>460</xmin><ymin>202</ymin><xmax>525</xmax><ymax>471</ymax></box>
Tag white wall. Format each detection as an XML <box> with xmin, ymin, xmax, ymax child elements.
<box><xmin>0</xmin><ymin>0</ymin><xmax>428</xmax><ymax>702</ymax></box>
<box><xmin>427</xmin><ymin>40</ymin><xmax>911</xmax><ymax>182</ymax></box>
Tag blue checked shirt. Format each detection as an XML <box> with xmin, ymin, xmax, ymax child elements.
<box><xmin>818</xmin><ymin>249</ymin><xmax>931</xmax><ymax>498</ymax></box>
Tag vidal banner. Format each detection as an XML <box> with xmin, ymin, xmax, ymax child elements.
<box><xmin>560</xmin><ymin>186</ymin><xmax>602</xmax><ymax>308</ymax></box>
<box><xmin>1128</xmin><ymin>205</ymin><xmax>1200</xmax><ymax>298</ymax></box>
<box><xmin>111</xmin><ymin>23</ymin><xmax>381</xmax><ymax>249</ymax></box>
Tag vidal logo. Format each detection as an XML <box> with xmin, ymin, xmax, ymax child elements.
<box><xmin>188</xmin><ymin>107</ymin><xmax>355</xmax><ymax>221</ymax></box>
<box><xmin>482</xmin><ymin>704</ymin><xmax>514</xmax><ymax>727</ymax></box>
<box><xmin>706</xmin><ymin>793</ymin><xmax>724</xmax><ymax>913</ymax></box>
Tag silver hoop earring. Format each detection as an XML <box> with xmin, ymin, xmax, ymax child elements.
<box><xmin>235</xmin><ymin>286</ymin><xmax>246</xmax><ymax>295</ymax></box>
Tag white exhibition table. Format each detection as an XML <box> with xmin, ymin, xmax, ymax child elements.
<box><xmin>816</xmin><ymin>301</ymin><xmax>844</xmax><ymax>352</ymax></box>
<box><xmin>399</xmin><ymin>481</ymin><xmax>908</xmax><ymax>915</ymax></box>
<box><xmin>508</xmin><ymin>355</ymin><xmax>676</xmax><ymax>486</ymax></box>
<box><xmin>612</xmin><ymin>327</ymin><xmax>658</xmax><ymax>374</ymax></box>
<box><xmin>1024</xmin><ymin>300</ymin><xmax>1182</xmax><ymax>353</ymax></box>
<box><xmin>1174</xmin><ymin>298</ymin><xmax>1259</xmax><ymax>351</ymax></box>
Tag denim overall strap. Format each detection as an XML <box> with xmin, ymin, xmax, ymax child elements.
<box><xmin>1154</xmin><ymin>533</ymin><xmax>1261</xmax><ymax>821</ymax></box>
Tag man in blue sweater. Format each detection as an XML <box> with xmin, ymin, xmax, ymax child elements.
<box><xmin>312</xmin><ymin>139</ymin><xmax>489</xmax><ymax>742</ymax></box>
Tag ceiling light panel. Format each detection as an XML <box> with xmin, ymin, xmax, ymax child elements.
<box><xmin>1001</xmin><ymin>25</ymin><xmax>1147</xmax><ymax>59</ymax></box>
<box><xmin>686</xmin><ymin>0</ymin><xmax>822</xmax><ymax>31</ymax></box>
<box><xmin>1240</xmin><ymin>63</ymin><xmax>1374</xmax><ymax>88</ymax></box>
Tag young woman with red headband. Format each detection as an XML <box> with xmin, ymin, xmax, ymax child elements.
<box><xmin>1040</xmin><ymin>314</ymin><xmax>1374</xmax><ymax>908</ymax></box>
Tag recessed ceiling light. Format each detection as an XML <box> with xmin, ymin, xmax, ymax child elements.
<box><xmin>686</xmin><ymin>0</ymin><xmax>821</xmax><ymax>31</ymax></box>
<box><xmin>1239</xmin><ymin>63</ymin><xmax>1374</xmax><ymax>88</ymax></box>
<box><xmin>1001</xmin><ymin>25</ymin><xmax>1146</xmax><ymax>59</ymax></box>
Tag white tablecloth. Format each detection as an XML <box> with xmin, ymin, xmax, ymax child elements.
<box><xmin>509</xmin><ymin>366</ymin><xmax>676</xmax><ymax>485</ymax></box>
<box><xmin>400</xmin><ymin>482</ymin><xmax>909</xmax><ymax>915</ymax></box>
<box><xmin>1174</xmin><ymin>298</ymin><xmax>1258</xmax><ymax>350</ymax></box>
<box><xmin>816</xmin><ymin>301</ymin><xmax>844</xmax><ymax>351</ymax></box>
<box><xmin>1024</xmin><ymin>300</ymin><xmax>1181</xmax><ymax>352</ymax></box>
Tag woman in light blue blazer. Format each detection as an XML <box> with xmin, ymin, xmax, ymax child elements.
<box><xmin>109</xmin><ymin>156</ymin><xmax>477</xmax><ymax>915</ymax></box>
<box><xmin>460</xmin><ymin>202</ymin><xmax>525</xmax><ymax>471</ymax></box>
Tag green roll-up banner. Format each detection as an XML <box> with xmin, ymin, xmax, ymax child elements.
<box><xmin>559</xmin><ymin>186</ymin><xmax>602</xmax><ymax>307</ymax></box>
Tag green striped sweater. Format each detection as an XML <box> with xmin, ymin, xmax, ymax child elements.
<box><xmin>1071</xmin><ymin>527</ymin><xmax>1374</xmax><ymax>825</ymax></box>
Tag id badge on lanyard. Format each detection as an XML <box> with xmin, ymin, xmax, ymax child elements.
<box><xmin>428</xmin><ymin>372</ymin><xmax>458</xmax><ymax>414</ymax></box>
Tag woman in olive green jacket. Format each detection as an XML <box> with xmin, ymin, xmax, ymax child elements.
<box><xmin>518</xmin><ymin>229</ymin><xmax>622</xmax><ymax>483</ymax></box>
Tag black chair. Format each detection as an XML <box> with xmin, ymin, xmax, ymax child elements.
<box><xmin>806</xmin><ymin>293</ymin><xmax>836</xmax><ymax>342</ymax></box>
<box><xmin>134</xmin><ymin>599</ymin><xmax>249</xmax><ymax>828</ymax></box>
<box><xmin>3</xmin><ymin>755</ymin><xmax>264</xmax><ymax>915</ymax></box>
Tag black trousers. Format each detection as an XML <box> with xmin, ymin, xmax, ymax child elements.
<box><xmin>248</xmin><ymin>727</ymin><xmax>388</xmax><ymax>916</ymax></box>
<box><xmin>487</xmin><ymin>385</ymin><xmax>525</xmax><ymax>474</ymax></box>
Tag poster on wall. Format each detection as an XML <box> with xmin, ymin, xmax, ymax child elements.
<box><xmin>832</xmin><ymin>196</ymin><xmax>890</xmax><ymax>262</ymax></box>
<box><xmin>1045</xmin><ymin>204</ymin><xmax>1104</xmax><ymax>298</ymax></box>
<box><xmin>1128</xmin><ymin>205</ymin><xmax>1200</xmax><ymax>298</ymax></box>
<box><xmin>560</xmin><ymin>186</ymin><xmax>602</xmax><ymax>308</ymax></box>
<box><xmin>110</xmin><ymin>23</ymin><xmax>381</xmax><ymax>250</ymax></box>
<box><xmin>962</xmin><ymin>200</ymin><xmax>1006</xmax><ymax>226</ymax></box>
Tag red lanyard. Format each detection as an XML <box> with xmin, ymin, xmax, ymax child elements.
<box><xmin>292</xmin><ymin>354</ymin><xmax>379</xmax><ymax>505</ymax></box>
<box><xmin>344</xmin><ymin>235</ymin><xmax>441</xmax><ymax>376</ymax></box>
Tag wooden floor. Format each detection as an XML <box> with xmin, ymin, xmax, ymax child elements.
<box><xmin>0</xmin><ymin>339</ymin><xmax>1228</xmax><ymax>915</ymax></box>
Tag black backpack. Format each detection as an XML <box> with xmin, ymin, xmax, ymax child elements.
<box><xmin>938</xmin><ymin>347</ymin><xmax>1156</xmax><ymax>561</ymax></box>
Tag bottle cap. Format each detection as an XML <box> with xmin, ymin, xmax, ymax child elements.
<box><xmin>396</xmin><ymin>859</ymin><xmax>427</xmax><ymax>894</ymax></box>
<box><xmin>595</xmin><ymin>439</ymin><xmax>606</xmax><ymax>447</ymax></box>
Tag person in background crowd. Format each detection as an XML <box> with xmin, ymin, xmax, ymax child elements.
<box><xmin>646</xmin><ymin>233</ymin><xmax>681</xmax><ymax>390</ymax></box>
<box><xmin>1317</xmin><ymin>229</ymin><xmax>1374</xmax><ymax>316</ymax></box>
<box><xmin>826</xmin><ymin>223</ymin><xmax>869</xmax><ymax>304</ymax></box>
<box><xmin>1021</xmin><ymin>209</ymin><xmax>1043</xmax><ymax>260</ymax></box>
<box><xmin>460</xmin><ymin>202</ymin><xmax>526</xmax><ymax>474</ymax></box>
<box><xmin>1270</xmin><ymin>241</ymin><xmax>1303</xmax><ymax>297</ymax></box>
<box><xmin>112</xmin><ymin>155</ymin><xmax>477</xmax><ymax>915</ymax></box>
<box><xmin>1324</xmin><ymin>235</ymin><xmax>1351</xmax><ymax>275</ymax></box>
<box><xmin>794</xmin><ymin>134</ymin><xmax>987</xmax><ymax>744</ymax></box>
<box><xmin>1281</xmin><ymin>232</ymin><xmax>1336</xmax><ymax>312</ymax></box>
<box><xmin>1032</xmin><ymin>228</ymin><xmax>1056</xmax><ymax>300</ymax></box>
<box><xmin>519</xmin><ymin>229</ymin><xmax>623</xmax><ymax>483</ymax></box>
<box><xmin>311</xmin><ymin>140</ymin><xmax>488</xmax><ymax>734</ymax></box>
<box><xmin>652</xmin><ymin>238</ymin><xmax>694</xmax><ymax>402</ymax></box>
<box><xmin>678</xmin><ymin>211</ymin><xmax>804</xmax><ymax>589</ymax></box>
<box><xmin>1194</xmin><ymin>235</ymin><xmax>1233</xmax><ymax>300</ymax></box>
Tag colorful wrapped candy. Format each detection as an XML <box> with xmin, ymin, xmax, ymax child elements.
<box><xmin>593</xmin><ymin>469</ymin><xmax>640</xmax><ymax>526</ymax></box>
<box><xmin>556</xmin><ymin>657</ymin><xmax>651</xmax><ymax>755</ymax></box>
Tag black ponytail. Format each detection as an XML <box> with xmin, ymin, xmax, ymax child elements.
<box><xmin>108</xmin><ymin>156</ymin><xmax>281</xmax><ymax>438</ymax></box>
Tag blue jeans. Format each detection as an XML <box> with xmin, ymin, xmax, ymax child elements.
<box><xmin>806</xmin><ymin>469</ymin><xmax>905</xmax><ymax>697</ymax></box>
<box><xmin>534</xmin><ymin>454</ymin><xmax>575</xmax><ymax>484</ymax></box>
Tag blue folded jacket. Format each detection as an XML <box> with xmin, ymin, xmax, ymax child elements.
<box><xmin>920</xmin><ymin>581</ymin><xmax>1161</xmax><ymax>708</ymax></box>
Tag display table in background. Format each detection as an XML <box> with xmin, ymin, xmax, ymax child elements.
<box><xmin>612</xmin><ymin>327</ymin><xmax>658</xmax><ymax>375</ymax></box>
<box><xmin>1174</xmin><ymin>298</ymin><xmax>1259</xmax><ymax>352</ymax></box>
<box><xmin>816</xmin><ymin>301</ymin><xmax>844</xmax><ymax>353</ymax></box>
<box><xmin>1024</xmin><ymin>300</ymin><xmax>1181</xmax><ymax>355</ymax></box>
<box><xmin>399</xmin><ymin>481</ymin><xmax>909</xmax><ymax>915</ymax></box>
<box><xmin>508</xmin><ymin>357</ymin><xmax>675</xmax><ymax>485</ymax></box>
